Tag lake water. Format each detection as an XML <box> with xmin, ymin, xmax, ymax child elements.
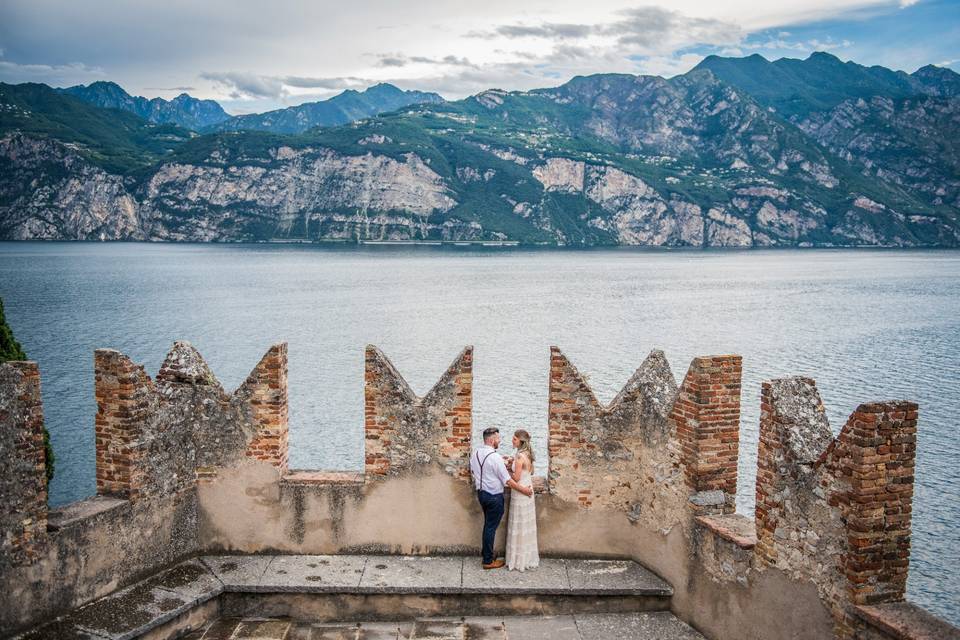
<box><xmin>1</xmin><ymin>242</ymin><xmax>957</xmax><ymax>623</ymax></box>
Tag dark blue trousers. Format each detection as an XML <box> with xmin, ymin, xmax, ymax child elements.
<box><xmin>477</xmin><ymin>490</ymin><xmax>505</xmax><ymax>564</ymax></box>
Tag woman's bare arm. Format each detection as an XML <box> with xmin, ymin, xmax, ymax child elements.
<box><xmin>510</xmin><ymin>453</ymin><xmax>525</xmax><ymax>483</ymax></box>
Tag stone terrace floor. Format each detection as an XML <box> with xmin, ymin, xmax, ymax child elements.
<box><xmin>15</xmin><ymin>555</ymin><xmax>690</xmax><ymax>639</ymax></box>
<box><xmin>184</xmin><ymin>612</ymin><xmax>705</xmax><ymax>639</ymax></box>
<box><xmin>202</xmin><ymin>554</ymin><xmax>673</xmax><ymax>594</ymax></box>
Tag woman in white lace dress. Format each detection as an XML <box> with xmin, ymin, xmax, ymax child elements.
<box><xmin>505</xmin><ymin>429</ymin><xmax>539</xmax><ymax>571</ymax></box>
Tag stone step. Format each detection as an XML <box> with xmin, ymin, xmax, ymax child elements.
<box><xmin>13</xmin><ymin>555</ymin><xmax>674</xmax><ymax>640</ymax></box>
<box><xmin>201</xmin><ymin>555</ymin><xmax>673</xmax><ymax>597</ymax></box>
<box><xmin>196</xmin><ymin>613</ymin><xmax>705</xmax><ymax>640</ymax></box>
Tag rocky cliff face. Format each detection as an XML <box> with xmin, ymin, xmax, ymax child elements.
<box><xmin>3</xmin><ymin>53</ymin><xmax>959</xmax><ymax>247</ymax></box>
<box><xmin>0</xmin><ymin>134</ymin><xmax>472</xmax><ymax>242</ymax></box>
<box><xmin>0</xmin><ymin>135</ymin><xmax>142</xmax><ymax>240</ymax></box>
<box><xmin>5</xmin><ymin>130</ymin><xmax>947</xmax><ymax>247</ymax></box>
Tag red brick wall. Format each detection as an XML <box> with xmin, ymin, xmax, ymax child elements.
<box><xmin>0</xmin><ymin>361</ymin><xmax>48</xmax><ymax>565</ymax></box>
<box><xmin>94</xmin><ymin>349</ymin><xmax>154</xmax><ymax>500</ymax></box>
<box><xmin>669</xmin><ymin>355</ymin><xmax>742</xmax><ymax>513</ymax></box>
<box><xmin>754</xmin><ymin>376</ymin><xmax>918</xmax><ymax>638</ymax></box>
<box><xmin>826</xmin><ymin>401</ymin><xmax>917</xmax><ymax>608</ymax></box>
<box><xmin>241</xmin><ymin>343</ymin><xmax>289</xmax><ymax>470</ymax></box>
<box><xmin>436</xmin><ymin>347</ymin><xmax>473</xmax><ymax>473</ymax></box>
<box><xmin>547</xmin><ymin>347</ymin><xmax>598</xmax><ymax>506</ymax></box>
<box><xmin>364</xmin><ymin>345</ymin><xmax>473</xmax><ymax>478</ymax></box>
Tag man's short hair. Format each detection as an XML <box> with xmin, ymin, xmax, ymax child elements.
<box><xmin>482</xmin><ymin>427</ymin><xmax>499</xmax><ymax>440</ymax></box>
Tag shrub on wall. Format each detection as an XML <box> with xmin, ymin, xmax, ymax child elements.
<box><xmin>0</xmin><ymin>298</ymin><xmax>55</xmax><ymax>485</ymax></box>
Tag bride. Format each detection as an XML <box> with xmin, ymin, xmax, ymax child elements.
<box><xmin>505</xmin><ymin>429</ymin><xmax>539</xmax><ymax>571</ymax></box>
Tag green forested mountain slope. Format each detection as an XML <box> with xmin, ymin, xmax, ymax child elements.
<box><xmin>1</xmin><ymin>53</ymin><xmax>958</xmax><ymax>247</ymax></box>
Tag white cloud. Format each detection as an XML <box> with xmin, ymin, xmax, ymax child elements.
<box><xmin>0</xmin><ymin>58</ymin><xmax>104</xmax><ymax>85</ymax></box>
<box><xmin>199</xmin><ymin>72</ymin><xmax>372</xmax><ymax>100</ymax></box>
<box><xmin>0</xmin><ymin>0</ymin><xmax>944</xmax><ymax>104</ymax></box>
<box><xmin>743</xmin><ymin>36</ymin><xmax>853</xmax><ymax>51</ymax></box>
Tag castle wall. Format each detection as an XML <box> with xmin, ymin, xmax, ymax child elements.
<box><xmin>0</xmin><ymin>342</ymin><xmax>286</xmax><ymax>633</ymax></box>
<box><xmin>0</xmin><ymin>362</ymin><xmax>47</xmax><ymax>567</ymax></box>
<box><xmin>0</xmin><ymin>342</ymin><xmax>948</xmax><ymax>640</ymax></box>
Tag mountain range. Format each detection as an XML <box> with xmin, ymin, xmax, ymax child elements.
<box><xmin>61</xmin><ymin>81</ymin><xmax>232</xmax><ymax>130</ymax></box>
<box><xmin>60</xmin><ymin>81</ymin><xmax>443</xmax><ymax>133</ymax></box>
<box><xmin>1</xmin><ymin>51</ymin><xmax>958</xmax><ymax>247</ymax></box>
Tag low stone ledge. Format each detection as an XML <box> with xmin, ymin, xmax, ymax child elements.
<box><xmin>281</xmin><ymin>470</ymin><xmax>365</xmax><ymax>485</ymax></box>
<box><xmin>46</xmin><ymin>496</ymin><xmax>129</xmax><ymax>532</ymax></box>
<box><xmin>695</xmin><ymin>514</ymin><xmax>757</xmax><ymax>550</ymax></box>
<box><xmin>200</xmin><ymin>554</ymin><xmax>672</xmax><ymax>597</ymax></box>
<box><xmin>852</xmin><ymin>602</ymin><xmax>960</xmax><ymax>640</ymax></box>
<box><xmin>12</xmin><ymin>554</ymin><xmax>674</xmax><ymax>638</ymax></box>
<box><xmin>14</xmin><ymin>558</ymin><xmax>222</xmax><ymax>640</ymax></box>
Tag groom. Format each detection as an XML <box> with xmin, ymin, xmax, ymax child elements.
<box><xmin>470</xmin><ymin>427</ymin><xmax>534</xmax><ymax>569</ymax></box>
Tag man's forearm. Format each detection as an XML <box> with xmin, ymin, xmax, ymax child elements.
<box><xmin>506</xmin><ymin>479</ymin><xmax>532</xmax><ymax>495</ymax></box>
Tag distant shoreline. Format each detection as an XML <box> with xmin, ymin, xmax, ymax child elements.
<box><xmin>0</xmin><ymin>239</ymin><xmax>956</xmax><ymax>252</ymax></box>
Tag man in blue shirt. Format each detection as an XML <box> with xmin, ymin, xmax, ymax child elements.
<box><xmin>470</xmin><ymin>427</ymin><xmax>533</xmax><ymax>569</ymax></box>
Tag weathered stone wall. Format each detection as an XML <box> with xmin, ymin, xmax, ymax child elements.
<box><xmin>94</xmin><ymin>341</ymin><xmax>279</xmax><ymax>500</ymax></box>
<box><xmin>545</xmin><ymin>348</ymin><xmax>742</xmax><ymax>520</ymax></box>
<box><xmin>1</xmin><ymin>341</ymin><xmax>949</xmax><ymax>640</ymax></box>
<box><xmin>545</xmin><ymin>346</ymin><xmax>697</xmax><ymax>548</ymax></box>
<box><xmin>687</xmin><ymin>376</ymin><xmax>924</xmax><ymax>640</ymax></box>
<box><xmin>0</xmin><ymin>361</ymin><xmax>48</xmax><ymax>566</ymax></box>
<box><xmin>0</xmin><ymin>341</ymin><xmax>287</xmax><ymax>633</ymax></box>
<box><xmin>753</xmin><ymin>377</ymin><xmax>917</xmax><ymax>637</ymax></box>
<box><xmin>364</xmin><ymin>346</ymin><xmax>473</xmax><ymax>479</ymax></box>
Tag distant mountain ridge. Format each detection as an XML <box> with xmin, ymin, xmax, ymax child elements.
<box><xmin>61</xmin><ymin>81</ymin><xmax>231</xmax><ymax>130</ymax></box>
<box><xmin>694</xmin><ymin>51</ymin><xmax>960</xmax><ymax>118</ymax></box>
<box><xmin>2</xmin><ymin>52</ymin><xmax>958</xmax><ymax>247</ymax></box>
<box><xmin>207</xmin><ymin>83</ymin><xmax>445</xmax><ymax>133</ymax></box>
<box><xmin>62</xmin><ymin>80</ymin><xmax>445</xmax><ymax>134</ymax></box>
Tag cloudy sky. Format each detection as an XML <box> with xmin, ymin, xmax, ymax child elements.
<box><xmin>1</xmin><ymin>0</ymin><xmax>957</xmax><ymax>114</ymax></box>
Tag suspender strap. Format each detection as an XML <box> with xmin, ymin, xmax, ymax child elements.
<box><xmin>476</xmin><ymin>450</ymin><xmax>496</xmax><ymax>489</ymax></box>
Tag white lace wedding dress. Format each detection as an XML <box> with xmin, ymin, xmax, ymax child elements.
<box><xmin>505</xmin><ymin>468</ymin><xmax>539</xmax><ymax>571</ymax></box>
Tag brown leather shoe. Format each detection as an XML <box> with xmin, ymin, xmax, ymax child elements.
<box><xmin>482</xmin><ymin>559</ymin><xmax>506</xmax><ymax>570</ymax></box>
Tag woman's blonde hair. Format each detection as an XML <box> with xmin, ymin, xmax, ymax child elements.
<box><xmin>513</xmin><ymin>429</ymin><xmax>535</xmax><ymax>463</ymax></box>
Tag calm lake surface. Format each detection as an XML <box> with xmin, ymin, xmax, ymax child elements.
<box><xmin>1</xmin><ymin>242</ymin><xmax>957</xmax><ymax>623</ymax></box>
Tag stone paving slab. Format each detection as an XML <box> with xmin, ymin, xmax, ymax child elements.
<box><xmin>304</xmin><ymin>627</ymin><xmax>361</xmax><ymax>640</ymax></box>
<box><xmin>202</xmin><ymin>555</ymin><xmax>275</xmax><ymax>591</ymax></box>
<box><xmin>461</xmin><ymin>557</ymin><xmax>570</xmax><ymax>594</ymax></box>
<box><xmin>408</xmin><ymin>619</ymin><xmax>464</xmax><ymax>640</ymax></box>
<box><xmin>356</xmin><ymin>621</ymin><xmax>414</xmax><ymax>640</ymax></box>
<box><xmin>564</xmin><ymin>559</ymin><xmax>672</xmax><ymax>596</ymax></box>
<box><xmin>305</xmin><ymin>621</ymin><xmax>412</xmax><ymax>640</ymax></box>
<box><xmin>232</xmin><ymin>619</ymin><xmax>293</xmax><ymax>639</ymax></box>
<box><xmin>258</xmin><ymin>555</ymin><xmax>368</xmax><ymax>592</ymax></box>
<box><xmin>199</xmin><ymin>554</ymin><xmax>666</xmax><ymax>597</ymax></box>
<box><xmin>574</xmin><ymin>612</ymin><xmax>703</xmax><ymax>640</ymax></box>
<box><xmin>195</xmin><ymin>614</ymin><xmax>704</xmax><ymax>639</ymax></box>
<box><xmin>359</xmin><ymin>556</ymin><xmax>463</xmax><ymax>593</ymax></box>
<box><xmin>461</xmin><ymin>617</ymin><xmax>507</xmax><ymax>639</ymax></box>
<box><xmin>154</xmin><ymin>558</ymin><xmax>224</xmax><ymax>605</ymax></box>
<box><xmin>504</xmin><ymin>615</ymin><xmax>582</xmax><ymax>640</ymax></box>
<box><xmin>192</xmin><ymin>617</ymin><xmax>240</xmax><ymax>640</ymax></box>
